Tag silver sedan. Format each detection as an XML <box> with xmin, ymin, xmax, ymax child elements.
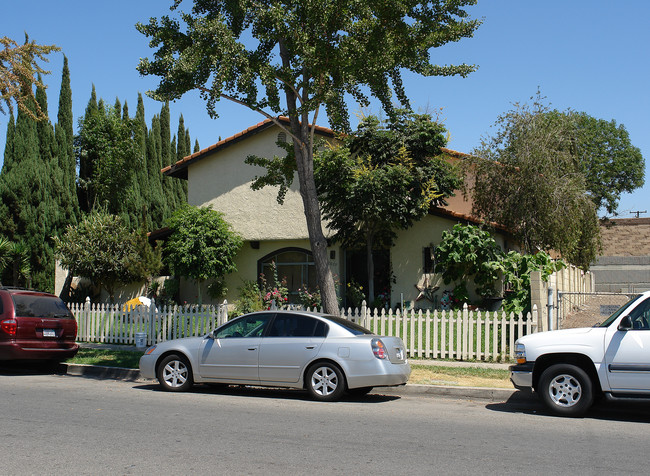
<box><xmin>139</xmin><ymin>310</ymin><xmax>411</xmax><ymax>401</ymax></box>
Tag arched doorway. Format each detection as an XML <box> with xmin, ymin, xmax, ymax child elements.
<box><xmin>258</xmin><ymin>248</ymin><xmax>316</xmax><ymax>302</ymax></box>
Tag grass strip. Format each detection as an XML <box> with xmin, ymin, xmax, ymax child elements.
<box><xmin>67</xmin><ymin>348</ymin><xmax>143</xmax><ymax>369</ymax></box>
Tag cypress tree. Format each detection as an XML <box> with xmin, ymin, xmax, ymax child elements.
<box><xmin>55</xmin><ymin>55</ymin><xmax>79</xmax><ymax>223</ymax></box>
<box><xmin>2</xmin><ymin>113</ymin><xmax>16</xmax><ymax>174</ymax></box>
<box><xmin>176</xmin><ymin>114</ymin><xmax>187</xmax><ymax>162</ymax></box>
<box><xmin>148</xmin><ymin>115</ymin><xmax>167</xmax><ymax>228</ymax></box>
<box><xmin>194</xmin><ymin>139</ymin><xmax>200</xmax><ymax>153</ymax></box>
<box><xmin>77</xmin><ymin>87</ymin><xmax>101</xmax><ymax>213</ymax></box>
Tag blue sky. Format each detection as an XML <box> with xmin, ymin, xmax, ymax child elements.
<box><xmin>2</xmin><ymin>1</ymin><xmax>649</xmax><ymax>217</ymax></box>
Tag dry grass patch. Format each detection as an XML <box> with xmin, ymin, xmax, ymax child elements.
<box><xmin>409</xmin><ymin>364</ymin><xmax>513</xmax><ymax>388</ymax></box>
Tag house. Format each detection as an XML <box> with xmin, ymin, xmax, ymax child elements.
<box><xmin>590</xmin><ymin>217</ymin><xmax>650</xmax><ymax>293</ymax></box>
<box><xmin>162</xmin><ymin>117</ymin><xmax>516</xmax><ymax>309</ymax></box>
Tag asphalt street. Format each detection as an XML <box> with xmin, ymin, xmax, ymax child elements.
<box><xmin>1</xmin><ymin>369</ymin><xmax>649</xmax><ymax>475</ymax></box>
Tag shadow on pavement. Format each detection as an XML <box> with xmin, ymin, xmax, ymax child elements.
<box><xmin>134</xmin><ymin>382</ymin><xmax>401</xmax><ymax>403</ymax></box>
<box><xmin>487</xmin><ymin>390</ymin><xmax>650</xmax><ymax>422</ymax></box>
<box><xmin>0</xmin><ymin>361</ymin><xmax>67</xmax><ymax>376</ymax></box>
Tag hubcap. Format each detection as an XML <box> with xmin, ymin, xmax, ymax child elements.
<box><xmin>311</xmin><ymin>366</ymin><xmax>338</xmax><ymax>396</ymax></box>
<box><xmin>548</xmin><ymin>373</ymin><xmax>581</xmax><ymax>407</ymax></box>
<box><xmin>163</xmin><ymin>360</ymin><xmax>188</xmax><ymax>388</ymax></box>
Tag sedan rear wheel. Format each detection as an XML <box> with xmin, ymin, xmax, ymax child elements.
<box><xmin>157</xmin><ymin>354</ymin><xmax>193</xmax><ymax>392</ymax></box>
<box><xmin>306</xmin><ymin>363</ymin><xmax>345</xmax><ymax>402</ymax></box>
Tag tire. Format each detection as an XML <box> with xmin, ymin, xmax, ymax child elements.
<box><xmin>306</xmin><ymin>362</ymin><xmax>346</xmax><ymax>402</ymax></box>
<box><xmin>347</xmin><ymin>386</ymin><xmax>373</xmax><ymax>397</ymax></box>
<box><xmin>157</xmin><ymin>354</ymin><xmax>193</xmax><ymax>392</ymax></box>
<box><xmin>538</xmin><ymin>364</ymin><xmax>593</xmax><ymax>417</ymax></box>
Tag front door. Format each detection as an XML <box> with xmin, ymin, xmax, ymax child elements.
<box><xmin>605</xmin><ymin>297</ymin><xmax>650</xmax><ymax>393</ymax></box>
<box><xmin>198</xmin><ymin>313</ymin><xmax>273</xmax><ymax>381</ymax></box>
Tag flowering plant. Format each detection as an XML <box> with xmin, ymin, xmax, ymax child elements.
<box><xmin>346</xmin><ymin>279</ymin><xmax>366</xmax><ymax>308</ymax></box>
<box><xmin>259</xmin><ymin>261</ymin><xmax>288</xmax><ymax>309</ymax></box>
<box><xmin>297</xmin><ymin>286</ymin><xmax>321</xmax><ymax>309</ymax></box>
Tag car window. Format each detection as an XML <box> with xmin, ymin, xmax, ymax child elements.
<box><xmin>321</xmin><ymin>314</ymin><xmax>373</xmax><ymax>335</ymax></box>
<box><xmin>600</xmin><ymin>294</ymin><xmax>643</xmax><ymax>327</ymax></box>
<box><xmin>626</xmin><ymin>297</ymin><xmax>650</xmax><ymax>330</ymax></box>
<box><xmin>215</xmin><ymin>314</ymin><xmax>272</xmax><ymax>338</ymax></box>
<box><xmin>267</xmin><ymin>314</ymin><xmax>328</xmax><ymax>337</ymax></box>
<box><xmin>11</xmin><ymin>294</ymin><xmax>73</xmax><ymax>319</ymax></box>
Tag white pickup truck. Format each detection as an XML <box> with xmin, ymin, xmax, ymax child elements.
<box><xmin>510</xmin><ymin>290</ymin><xmax>650</xmax><ymax>416</ymax></box>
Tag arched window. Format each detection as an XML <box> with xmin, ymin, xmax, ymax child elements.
<box><xmin>258</xmin><ymin>248</ymin><xmax>316</xmax><ymax>301</ymax></box>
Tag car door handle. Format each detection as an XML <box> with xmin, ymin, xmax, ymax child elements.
<box><xmin>247</xmin><ymin>348</ymin><xmax>257</xmax><ymax>351</ymax></box>
<box><xmin>305</xmin><ymin>345</ymin><xmax>316</xmax><ymax>350</ymax></box>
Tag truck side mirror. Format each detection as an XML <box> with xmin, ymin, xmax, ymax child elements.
<box><xmin>618</xmin><ymin>315</ymin><xmax>632</xmax><ymax>331</ymax></box>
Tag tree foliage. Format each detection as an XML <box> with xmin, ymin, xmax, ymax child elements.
<box><xmin>137</xmin><ymin>0</ymin><xmax>481</xmax><ymax>312</ymax></box>
<box><xmin>164</xmin><ymin>205</ymin><xmax>242</xmax><ymax>301</ymax></box>
<box><xmin>570</xmin><ymin>112</ymin><xmax>645</xmax><ymax>215</ymax></box>
<box><xmin>435</xmin><ymin>223</ymin><xmax>504</xmax><ymax>299</ymax></box>
<box><xmin>75</xmin><ymin>102</ymin><xmax>142</xmax><ymax>218</ymax></box>
<box><xmin>314</xmin><ymin>111</ymin><xmax>460</xmax><ymax>300</ymax></box>
<box><xmin>54</xmin><ymin>211</ymin><xmax>145</xmax><ymax>301</ymax></box>
<box><xmin>0</xmin><ymin>35</ymin><xmax>60</xmax><ymax>120</ymax></box>
<box><xmin>470</xmin><ymin>94</ymin><xmax>601</xmax><ymax>268</ymax></box>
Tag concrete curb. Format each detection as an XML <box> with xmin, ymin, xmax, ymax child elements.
<box><xmin>61</xmin><ymin>363</ymin><xmax>520</xmax><ymax>402</ymax></box>
<box><xmin>63</xmin><ymin>363</ymin><xmax>144</xmax><ymax>382</ymax></box>
<box><xmin>376</xmin><ymin>383</ymin><xmax>518</xmax><ymax>402</ymax></box>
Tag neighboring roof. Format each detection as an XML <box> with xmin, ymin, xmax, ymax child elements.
<box><xmin>162</xmin><ymin>116</ymin><xmax>336</xmax><ymax>179</ymax></box>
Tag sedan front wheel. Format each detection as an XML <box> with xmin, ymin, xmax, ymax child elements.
<box><xmin>306</xmin><ymin>362</ymin><xmax>345</xmax><ymax>402</ymax></box>
<box><xmin>157</xmin><ymin>354</ymin><xmax>193</xmax><ymax>392</ymax></box>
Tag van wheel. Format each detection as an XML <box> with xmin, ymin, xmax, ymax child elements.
<box><xmin>539</xmin><ymin>364</ymin><xmax>593</xmax><ymax>417</ymax></box>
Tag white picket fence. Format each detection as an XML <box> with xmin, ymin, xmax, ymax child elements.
<box><xmin>70</xmin><ymin>301</ymin><xmax>538</xmax><ymax>362</ymax></box>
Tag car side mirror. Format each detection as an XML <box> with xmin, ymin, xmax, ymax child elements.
<box><xmin>618</xmin><ymin>315</ymin><xmax>632</xmax><ymax>331</ymax></box>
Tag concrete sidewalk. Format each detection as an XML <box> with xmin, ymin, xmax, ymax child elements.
<box><xmin>72</xmin><ymin>342</ymin><xmax>519</xmax><ymax>402</ymax></box>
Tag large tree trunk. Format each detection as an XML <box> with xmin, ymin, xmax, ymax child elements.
<box><xmin>366</xmin><ymin>235</ymin><xmax>375</xmax><ymax>304</ymax></box>
<box><xmin>280</xmin><ymin>43</ymin><xmax>338</xmax><ymax>314</ymax></box>
<box><xmin>291</xmin><ymin>130</ymin><xmax>338</xmax><ymax>314</ymax></box>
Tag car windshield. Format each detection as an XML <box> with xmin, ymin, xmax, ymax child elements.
<box><xmin>321</xmin><ymin>315</ymin><xmax>373</xmax><ymax>335</ymax></box>
<box><xmin>11</xmin><ymin>294</ymin><xmax>74</xmax><ymax>319</ymax></box>
<box><xmin>599</xmin><ymin>294</ymin><xmax>643</xmax><ymax>327</ymax></box>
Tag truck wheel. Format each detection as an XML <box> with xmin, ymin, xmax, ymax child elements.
<box><xmin>539</xmin><ymin>364</ymin><xmax>593</xmax><ymax>417</ymax></box>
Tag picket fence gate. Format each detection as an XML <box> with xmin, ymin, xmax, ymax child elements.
<box><xmin>70</xmin><ymin>301</ymin><xmax>539</xmax><ymax>362</ymax></box>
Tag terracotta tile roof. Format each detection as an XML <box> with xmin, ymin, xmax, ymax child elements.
<box><xmin>162</xmin><ymin>116</ymin><xmax>335</xmax><ymax>179</ymax></box>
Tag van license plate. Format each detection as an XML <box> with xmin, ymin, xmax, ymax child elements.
<box><xmin>43</xmin><ymin>329</ymin><xmax>56</xmax><ymax>337</ymax></box>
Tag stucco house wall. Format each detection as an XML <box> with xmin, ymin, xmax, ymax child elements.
<box><xmin>187</xmin><ymin>127</ymin><xmax>321</xmax><ymax>241</ymax></box>
<box><xmin>392</xmin><ymin>212</ymin><xmax>512</xmax><ymax>309</ymax></box>
<box><xmin>164</xmin><ymin>118</ymin><xmax>515</xmax><ymax>309</ymax></box>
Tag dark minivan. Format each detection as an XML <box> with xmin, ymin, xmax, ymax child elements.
<box><xmin>0</xmin><ymin>287</ymin><xmax>78</xmax><ymax>361</ymax></box>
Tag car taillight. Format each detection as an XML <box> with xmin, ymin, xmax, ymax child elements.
<box><xmin>1</xmin><ymin>319</ymin><xmax>17</xmax><ymax>336</ymax></box>
<box><xmin>371</xmin><ymin>338</ymin><xmax>387</xmax><ymax>359</ymax></box>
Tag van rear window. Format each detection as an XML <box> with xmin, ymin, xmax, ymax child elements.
<box><xmin>11</xmin><ymin>294</ymin><xmax>73</xmax><ymax>319</ymax></box>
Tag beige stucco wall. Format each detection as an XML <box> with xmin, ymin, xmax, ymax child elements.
<box><xmin>179</xmin><ymin>238</ymin><xmax>343</xmax><ymax>306</ymax></box>
<box><xmin>391</xmin><ymin>215</ymin><xmax>511</xmax><ymax>310</ymax></box>
<box><xmin>187</xmin><ymin>126</ymin><xmax>332</xmax><ymax>241</ymax></box>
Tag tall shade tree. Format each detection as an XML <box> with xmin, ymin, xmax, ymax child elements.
<box><xmin>569</xmin><ymin>112</ymin><xmax>645</xmax><ymax>215</ymax></box>
<box><xmin>470</xmin><ymin>95</ymin><xmax>601</xmax><ymax>269</ymax></box>
<box><xmin>0</xmin><ymin>35</ymin><xmax>60</xmax><ymax>120</ymax></box>
<box><xmin>137</xmin><ymin>0</ymin><xmax>481</xmax><ymax>313</ymax></box>
<box><xmin>314</xmin><ymin>112</ymin><xmax>461</xmax><ymax>301</ymax></box>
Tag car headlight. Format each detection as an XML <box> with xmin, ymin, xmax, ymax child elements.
<box><xmin>515</xmin><ymin>342</ymin><xmax>526</xmax><ymax>364</ymax></box>
<box><xmin>143</xmin><ymin>345</ymin><xmax>157</xmax><ymax>355</ymax></box>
